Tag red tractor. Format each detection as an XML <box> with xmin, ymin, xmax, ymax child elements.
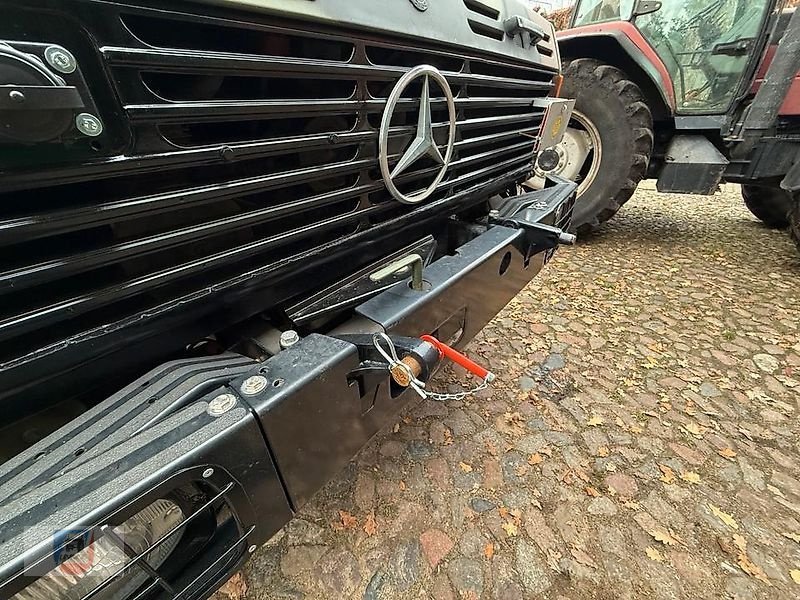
<box><xmin>535</xmin><ymin>0</ymin><xmax>800</xmax><ymax>249</ymax></box>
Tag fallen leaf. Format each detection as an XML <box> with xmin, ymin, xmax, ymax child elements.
<box><xmin>782</xmin><ymin>532</ymin><xmax>800</xmax><ymax>544</ymax></box>
<box><xmin>732</xmin><ymin>534</ymin><xmax>747</xmax><ymax>553</ymax></box>
<box><xmin>587</xmin><ymin>416</ymin><xmax>604</xmax><ymax>427</ymax></box>
<box><xmin>443</xmin><ymin>428</ymin><xmax>454</xmax><ymax>446</ymax></box>
<box><xmin>497</xmin><ymin>412</ymin><xmax>526</xmax><ymax>437</ymax></box>
<box><xmin>501</xmin><ymin>521</ymin><xmax>519</xmax><ymax>537</ymax></box>
<box><xmin>683</xmin><ymin>422</ymin><xmax>706</xmax><ymax>437</ymax></box>
<box><xmin>790</xmin><ymin>569</ymin><xmax>800</xmax><ymax>584</ymax></box>
<box><xmin>708</xmin><ymin>503</ymin><xmax>739</xmax><ymax>530</ymax></box>
<box><xmin>570</xmin><ymin>546</ymin><xmax>598</xmax><ymax>569</ymax></box>
<box><xmin>392</xmin><ymin>423</ymin><xmax>400</xmax><ymax>433</ymax></box>
<box><xmin>399</xmin><ymin>480</ymin><xmax>406</xmax><ymax>491</ymax></box>
<box><xmin>217</xmin><ymin>573</ymin><xmax>248</xmax><ymax>600</ymax></box>
<box><xmin>528</xmin><ymin>453</ymin><xmax>544</xmax><ymax>466</ymax></box>
<box><xmin>736</xmin><ymin>544</ymin><xmax>771</xmax><ymax>586</ymax></box>
<box><xmin>658</xmin><ymin>464</ymin><xmax>676</xmax><ymax>484</ymax></box>
<box><xmin>653</xmin><ymin>529</ymin><xmax>682</xmax><ymax>547</ymax></box>
<box><xmin>585</xmin><ymin>486</ymin><xmax>602</xmax><ymax>497</ymax></box>
<box><xmin>680</xmin><ymin>471</ymin><xmax>701</xmax><ymax>484</ymax></box>
<box><xmin>338</xmin><ymin>510</ymin><xmax>358</xmax><ymax>529</ymax></box>
<box><xmin>645</xmin><ymin>547</ymin><xmax>664</xmax><ymax>562</ymax></box>
<box><xmin>597</xmin><ymin>446</ymin><xmax>610</xmax><ymax>457</ymax></box>
<box><xmin>718</xmin><ymin>447</ymin><xmax>737</xmax><ymax>460</ymax></box>
<box><xmin>498</xmin><ymin>506</ymin><xmax>510</xmax><ymax>519</ymax></box>
<box><xmin>459</xmin><ymin>462</ymin><xmax>473</xmax><ymax>473</ymax></box>
<box><xmin>484</xmin><ymin>542</ymin><xmax>495</xmax><ymax>560</ymax></box>
<box><xmin>363</xmin><ymin>512</ymin><xmax>377</xmax><ymax>536</ymax></box>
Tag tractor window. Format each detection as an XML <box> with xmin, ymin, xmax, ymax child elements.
<box><xmin>573</xmin><ymin>0</ymin><xmax>635</xmax><ymax>26</ymax></box>
<box><xmin>635</xmin><ymin>0</ymin><xmax>771</xmax><ymax>114</ymax></box>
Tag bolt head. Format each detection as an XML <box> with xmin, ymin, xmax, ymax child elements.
<box><xmin>202</xmin><ymin>468</ymin><xmax>214</xmax><ymax>478</ymax></box>
<box><xmin>8</xmin><ymin>90</ymin><xmax>25</xmax><ymax>103</ymax></box>
<box><xmin>240</xmin><ymin>375</ymin><xmax>269</xmax><ymax>396</ymax></box>
<box><xmin>208</xmin><ymin>393</ymin><xmax>237</xmax><ymax>416</ymax></box>
<box><xmin>75</xmin><ymin>113</ymin><xmax>103</xmax><ymax>137</ymax></box>
<box><xmin>279</xmin><ymin>330</ymin><xmax>300</xmax><ymax>349</ymax></box>
<box><xmin>248</xmin><ymin>544</ymin><xmax>257</xmax><ymax>553</ymax></box>
<box><xmin>45</xmin><ymin>45</ymin><xmax>77</xmax><ymax>74</ymax></box>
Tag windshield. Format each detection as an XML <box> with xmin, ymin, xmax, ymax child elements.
<box><xmin>635</xmin><ymin>0</ymin><xmax>771</xmax><ymax>113</ymax></box>
<box><xmin>573</xmin><ymin>0</ymin><xmax>635</xmax><ymax>25</ymax></box>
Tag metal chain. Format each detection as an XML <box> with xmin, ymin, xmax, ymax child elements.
<box><xmin>372</xmin><ymin>333</ymin><xmax>492</xmax><ymax>402</ymax></box>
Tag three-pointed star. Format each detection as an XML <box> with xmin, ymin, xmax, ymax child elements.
<box><xmin>390</xmin><ymin>75</ymin><xmax>444</xmax><ymax>178</ymax></box>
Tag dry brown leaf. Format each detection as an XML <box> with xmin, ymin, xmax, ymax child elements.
<box><xmin>683</xmin><ymin>422</ymin><xmax>706</xmax><ymax>437</ymax></box>
<box><xmin>399</xmin><ymin>480</ymin><xmax>407</xmax><ymax>491</ymax></box>
<box><xmin>708</xmin><ymin>503</ymin><xmax>739</xmax><ymax>530</ymax></box>
<box><xmin>459</xmin><ymin>462</ymin><xmax>473</xmax><ymax>473</ymax></box>
<box><xmin>217</xmin><ymin>573</ymin><xmax>248</xmax><ymax>600</ymax></box>
<box><xmin>597</xmin><ymin>446</ymin><xmax>610</xmax><ymax>457</ymax></box>
<box><xmin>790</xmin><ymin>569</ymin><xmax>800</xmax><ymax>584</ymax></box>
<box><xmin>570</xmin><ymin>546</ymin><xmax>598</xmax><ymax>569</ymax></box>
<box><xmin>528</xmin><ymin>453</ymin><xmax>544</xmax><ymax>466</ymax></box>
<box><xmin>501</xmin><ymin>521</ymin><xmax>519</xmax><ymax>537</ymax></box>
<box><xmin>658</xmin><ymin>464</ymin><xmax>676</xmax><ymax>484</ymax></box>
<box><xmin>484</xmin><ymin>542</ymin><xmax>495</xmax><ymax>560</ymax></box>
<box><xmin>732</xmin><ymin>534</ymin><xmax>747</xmax><ymax>553</ymax></box>
<box><xmin>443</xmin><ymin>428</ymin><xmax>454</xmax><ymax>446</ymax></box>
<box><xmin>782</xmin><ymin>532</ymin><xmax>800</xmax><ymax>544</ymax></box>
<box><xmin>653</xmin><ymin>529</ymin><xmax>682</xmax><ymax>547</ymax></box>
<box><xmin>680</xmin><ymin>471</ymin><xmax>701</xmax><ymax>484</ymax></box>
<box><xmin>363</xmin><ymin>512</ymin><xmax>377</xmax><ymax>536</ymax></box>
<box><xmin>737</xmin><ymin>550</ymin><xmax>771</xmax><ymax>585</ymax></box>
<box><xmin>585</xmin><ymin>486</ymin><xmax>602</xmax><ymax>498</ymax></box>
<box><xmin>498</xmin><ymin>506</ymin><xmax>510</xmax><ymax>519</ymax></box>
<box><xmin>587</xmin><ymin>415</ymin><xmax>604</xmax><ymax>427</ymax></box>
<box><xmin>645</xmin><ymin>547</ymin><xmax>664</xmax><ymax>562</ymax></box>
<box><xmin>718</xmin><ymin>447</ymin><xmax>737</xmax><ymax>460</ymax></box>
<box><xmin>338</xmin><ymin>510</ymin><xmax>358</xmax><ymax>529</ymax></box>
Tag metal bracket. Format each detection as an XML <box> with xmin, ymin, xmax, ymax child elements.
<box><xmin>504</xmin><ymin>16</ymin><xmax>546</xmax><ymax>47</ymax></box>
<box><xmin>370</xmin><ymin>253</ymin><xmax>424</xmax><ymax>291</ymax></box>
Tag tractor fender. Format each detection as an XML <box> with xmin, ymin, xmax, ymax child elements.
<box><xmin>558</xmin><ymin>23</ymin><xmax>675</xmax><ymax>120</ymax></box>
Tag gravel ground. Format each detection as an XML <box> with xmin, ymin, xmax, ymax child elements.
<box><xmin>215</xmin><ymin>185</ymin><xmax>800</xmax><ymax>600</ymax></box>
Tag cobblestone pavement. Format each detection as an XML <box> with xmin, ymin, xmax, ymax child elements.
<box><xmin>216</xmin><ymin>185</ymin><xmax>800</xmax><ymax>599</ymax></box>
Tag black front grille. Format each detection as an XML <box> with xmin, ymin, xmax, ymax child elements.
<box><xmin>0</xmin><ymin>1</ymin><xmax>554</xmax><ymax>406</ymax></box>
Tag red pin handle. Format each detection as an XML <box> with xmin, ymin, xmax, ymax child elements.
<box><xmin>420</xmin><ymin>335</ymin><xmax>495</xmax><ymax>382</ymax></box>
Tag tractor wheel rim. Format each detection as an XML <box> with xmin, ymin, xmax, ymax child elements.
<box><xmin>531</xmin><ymin>110</ymin><xmax>602</xmax><ymax>198</ymax></box>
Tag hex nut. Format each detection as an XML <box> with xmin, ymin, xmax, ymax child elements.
<box><xmin>279</xmin><ymin>329</ymin><xmax>300</xmax><ymax>349</ymax></box>
<box><xmin>202</xmin><ymin>468</ymin><xmax>214</xmax><ymax>478</ymax></box>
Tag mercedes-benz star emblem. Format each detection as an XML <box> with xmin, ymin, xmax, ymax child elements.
<box><xmin>378</xmin><ymin>65</ymin><xmax>457</xmax><ymax>205</ymax></box>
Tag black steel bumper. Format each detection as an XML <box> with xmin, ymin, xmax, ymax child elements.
<box><xmin>0</xmin><ymin>180</ymin><xmax>575</xmax><ymax>600</ymax></box>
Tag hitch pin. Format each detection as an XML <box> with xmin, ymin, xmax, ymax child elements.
<box><xmin>373</xmin><ymin>333</ymin><xmax>428</xmax><ymax>398</ymax></box>
<box><xmin>420</xmin><ymin>335</ymin><xmax>496</xmax><ymax>383</ymax></box>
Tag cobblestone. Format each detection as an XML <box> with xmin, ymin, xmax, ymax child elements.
<box><xmin>215</xmin><ymin>187</ymin><xmax>800</xmax><ymax>598</ymax></box>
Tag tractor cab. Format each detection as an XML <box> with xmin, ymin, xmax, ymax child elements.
<box><xmin>572</xmin><ymin>0</ymin><xmax>773</xmax><ymax>115</ymax></box>
<box><xmin>543</xmin><ymin>0</ymin><xmax>800</xmax><ymax>248</ymax></box>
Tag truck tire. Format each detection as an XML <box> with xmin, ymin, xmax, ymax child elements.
<box><xmin>556</xmin><ymin>58</ymin><xmax>654</xmax><ymax>233</ymax></box>
<box><xmin>741</xmin><ymin>184</ymin><xmax>791</xmax><ymax>229</ymax></box>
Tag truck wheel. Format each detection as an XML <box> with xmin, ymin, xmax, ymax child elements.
<box><xmin>531</xmin><ymin>58</ymin><xmax>653</xmax><ymax>233</ymax></box>
<box><xmin>741</xmin><ymin>184</ymin><xmax>791</xmax><ymax>229</ymax></box>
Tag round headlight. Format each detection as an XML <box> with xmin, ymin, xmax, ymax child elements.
<box><xmin>13</xmin><ymin>498</ymin><xmax>185</xmax><ymax>600</ymax></box>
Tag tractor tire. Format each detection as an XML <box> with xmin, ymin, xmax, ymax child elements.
<box><xmin>741</xmin><ymin>184</ymin><xmax>791</xmax><ymax>229</ymax></box>
<box><xmin>790</xmin><ymin>194</ymin><xmax>800</xmax><ymax>254</ymax></box>
<box><xmin>560</xmin><ymin>58</ymin><xmax>654</xmax><ymax>233</ymax></box>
